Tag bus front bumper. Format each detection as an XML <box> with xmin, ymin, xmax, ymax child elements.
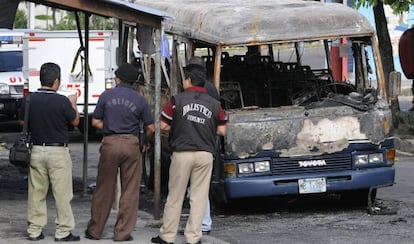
<box><xmin>224</xmin><ymin>167</ymin><xmax>395</xmax><ymax>199</ymax></box>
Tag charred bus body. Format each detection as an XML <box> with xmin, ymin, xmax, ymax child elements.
<box><xmin>140</xmin><ymin>0</ymin><xmax>396</xmax><ymax>207</ymax></box>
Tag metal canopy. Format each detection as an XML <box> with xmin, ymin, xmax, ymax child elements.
<box><xmin>139</xmin><ymin>0</ymin><xmax>374</xmax><ymax>46</ymax></box>
<box><xmin>28</xmin><ymin>0</ymin><xmax>173</xmax><ymax>28</ymax></box>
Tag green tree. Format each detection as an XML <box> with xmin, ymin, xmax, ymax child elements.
<box><xmin>356</xmin><ymin>0</ymin><xmax>412</xmax><ymax>13</ymax></box>
<box><xmin>90</xmin><ymin>15</ymin><xmax>117</xmax><ymax>30</ymax></box>
<box><xmin>354</xmin><ymin>0</ymin><xmax>414</xmax><ymax>94</ymax></box>
<box><xmin>16</xmin><ymin>8</ymin><xmax>116</xmax><ymax>30</ymax></box>
<box><xmin>14</xmin><ymin>9</ymin><xmax>27</xmax><ymax>28</ymax></box>
<box><xmin>51</xmin><ymin>12</ymin><xmax>78</xmax><ymax>30</ymax></box>
<box><xmin>51</xmin><ymin>11</ymin><xmax>117</xmax><ymax>30</ymax></box>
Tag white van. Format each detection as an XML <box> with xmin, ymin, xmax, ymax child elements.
<box><xmin>22</xmin><ymin>30</ymin><xmax>118</xmax><ymax>134</ymax></box>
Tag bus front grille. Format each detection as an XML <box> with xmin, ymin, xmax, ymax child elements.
<box><xmin>271</xmin><ymin>154</ymin><xmax>352</xmax><ymax>175</ymax></box>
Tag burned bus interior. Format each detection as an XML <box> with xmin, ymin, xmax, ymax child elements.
<box><xmin>188</xmin><ymin>37</ymin><xmax>377</xmax><ymax>112</ymax></box>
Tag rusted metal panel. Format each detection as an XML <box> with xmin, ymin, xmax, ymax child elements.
<box><xmin>139</xmin><ymin>0</ymin><xmax>374</xmax><ymax>46</ymax></box>
<box><xmin>225</xmin><ymin>100</ymin><xmax>392</xmax><ymax>158</ymax></box>
<box><xmin>372</xmin><ymin>36</ymin><xmax>387</xmax><ymax>98</ymax></box>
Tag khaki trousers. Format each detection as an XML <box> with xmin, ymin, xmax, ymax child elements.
<box><xmin>160</xmin><ymin>151</ymin><xmax>213</xmax><ymax>244</ymax></box>
<box><xmin>27</xmin><ymin>145</ymin><xmax>75</xmax><ymax>239</ymax></box>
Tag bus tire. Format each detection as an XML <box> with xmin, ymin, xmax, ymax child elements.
<box><xmin>341</xmin><ymin>189</ymin><xmax>377</xmax><ymax>206</ymax></box>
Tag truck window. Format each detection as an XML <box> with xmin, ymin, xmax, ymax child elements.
<box><xmin>0</xmin><ymin>50</ymin><xmax>22</xmax><ymax>72</ymax></box>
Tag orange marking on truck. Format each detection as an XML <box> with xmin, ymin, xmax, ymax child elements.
<box><xmin>89</xmin><ymin>38</ymin><xmax>104</xmax><ymax>41</ymax></box>
<box><xmin>29</xmin><ymin>38</ymin><xmax>46</xmax><ymax>42</ymax></box>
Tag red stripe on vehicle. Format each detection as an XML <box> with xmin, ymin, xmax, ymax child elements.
<box><xmin>29</xmin><ymin>38</ymin><xmax>46</xmax><ymax>42</ymax></box>
<box><xmin>89</xmin><ymin>38</ymin><xmax>104</xmax><ymax>41</ymax></box>
<box><xmin>29</xmin><ymin>70</ymin><xmax>40</xmax><ymax>76</ymax></box>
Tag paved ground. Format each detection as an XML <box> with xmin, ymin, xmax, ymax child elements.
<box><xmin>0</xmin><ymin>141</ymin><xmax>229</xmax><ymax>244</ymax></box>
<box><xmin>0</xmin><ymin>91</ymin><xmax>413</xmax><ymax>244</ymax></box>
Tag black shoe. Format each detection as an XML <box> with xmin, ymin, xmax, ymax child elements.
<box><xmin>28</xmin><ymin>232</ymin><xmax>44</xmax><ymax>241</ymax></box>
<box><xmin>187</xmin><ymin>241</ymin><xmax>202</xmax><ymax>244</ymax></box>
<box><xmin>151</xmin><ymin>235</ymin><xmax>173</xmax><ymax>244</ymax></box>
<box><xmin>54</xmin><ymin>233</ymin><xmax>80</xmax><ymax>242</ymax></box>
<box><xmin>114</xmin><ymin>235</ymin><xmax>133</xmax><ymax>242</ymax></box>
<box><xmin>179</xmin><ymin>229</ymin><xmax>209</xmax><ymax>235</ymax></box>
<box><xmin>84</xmin><ymin>230</ymin><xmax>99</xmax><ymax>240</ymax></box>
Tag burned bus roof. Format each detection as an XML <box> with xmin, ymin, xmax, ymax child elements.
<box><xmin>139</xmin><ymin>0</ymin><xmax>375</xmax><ymax>46</ymax></box>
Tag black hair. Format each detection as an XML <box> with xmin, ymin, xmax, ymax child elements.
<box><xmin>40</xmin><ymin>62</ymin><xmax>61</xmax><ymax>87</ymax></box>
<box><xmin>183</xmin><ymin>64</ymin><xmax>206</xmax><ymax>87</ymax></box>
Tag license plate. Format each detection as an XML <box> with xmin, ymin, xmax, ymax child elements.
<box><xmin>298</xmin><ymin>178</ymin><xmax>326</xmax><ymax>194</ymax></box>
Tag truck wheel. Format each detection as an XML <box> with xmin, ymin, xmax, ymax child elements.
<box><xmin>341</xmin><ymin>189</ymin><xmax>377</xmax><ymax>206</ymax></box>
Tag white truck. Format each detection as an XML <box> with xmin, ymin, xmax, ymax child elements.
<box><xmin>0</xmin><ymin>29</ymin><xmax>25</xmax><ymax>121</ymax></box>
<box><xmin>22</xmin><ymin>30</ymin><xmax>119</xmax><ymax>134</ymax></box>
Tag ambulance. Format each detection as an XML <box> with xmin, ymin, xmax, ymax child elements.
<box><xmin>22</xmin><ymin>30</ymin><xmax>119</xmax><ymax>134</ymax></box>
<box><xmin>0</xmin><ymin>29</ymin><xmax>25</xmax><ymax>121</ymax></box>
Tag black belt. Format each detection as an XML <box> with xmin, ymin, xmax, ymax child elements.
<box><xmin>32</xmin><ymin>142</ymin><xmax>68</xmax><ymax>147</ymax></box>
<box><xmin>104</xmin><ymin>133</ymin><xmax>137</xmax><ymax>137</ymax></box>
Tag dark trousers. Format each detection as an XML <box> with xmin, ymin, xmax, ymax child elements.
<box><xmin>86</xmin><ymin>135</ymin><xmax>142</xmax><ymax>240</ymax></box>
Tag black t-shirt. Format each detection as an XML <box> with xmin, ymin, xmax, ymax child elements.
<box><xmin>28</xmin><ymin>89</ymin><xmax>77</xmax><ymax>144</ymax></box>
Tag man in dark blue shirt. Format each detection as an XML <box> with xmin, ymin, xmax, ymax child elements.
<box><xmin>85</xmin><ymin>63</ymin><xmax>155</xmax><ymax>241</ymax></box>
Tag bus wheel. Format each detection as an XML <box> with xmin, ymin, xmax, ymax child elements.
<box><xmin>341</xmin><ymin>189</ymin><xmax>377</xmax><ymax>206</ymax></box>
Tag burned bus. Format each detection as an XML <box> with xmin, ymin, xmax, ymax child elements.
<box><xmin>140</xmin><ymin>0</ymin><xmax>396</xmax><ymax>207</ymax></box>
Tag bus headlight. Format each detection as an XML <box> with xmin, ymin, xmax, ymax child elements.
<box><xmin>238</xmin><ymin>163</ymin><xmax>254</xmax><ymax>174</ymax></box>
<box><xmin>354</xmin><ymin>153</ymin><xmax>384</xmax><ymax>165</ymax></box>
<box><xmin>238</xmin><ymin>161</ymin><xmax>270</xmax><ymax>174</ymax></box>
<box><xmin>255</xmin><ymin>161</ymin><xmax>270</xmax><ymax>172</ymax></box>
<box><xmin>368</xmin><ymin>153</ymin><xmax>383</xmax><ymax>164</ymax></box>
<box><xmin>354</xmin><ymin>155</ymin><xmax>368</xmax><ymax>165</ymax></box>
